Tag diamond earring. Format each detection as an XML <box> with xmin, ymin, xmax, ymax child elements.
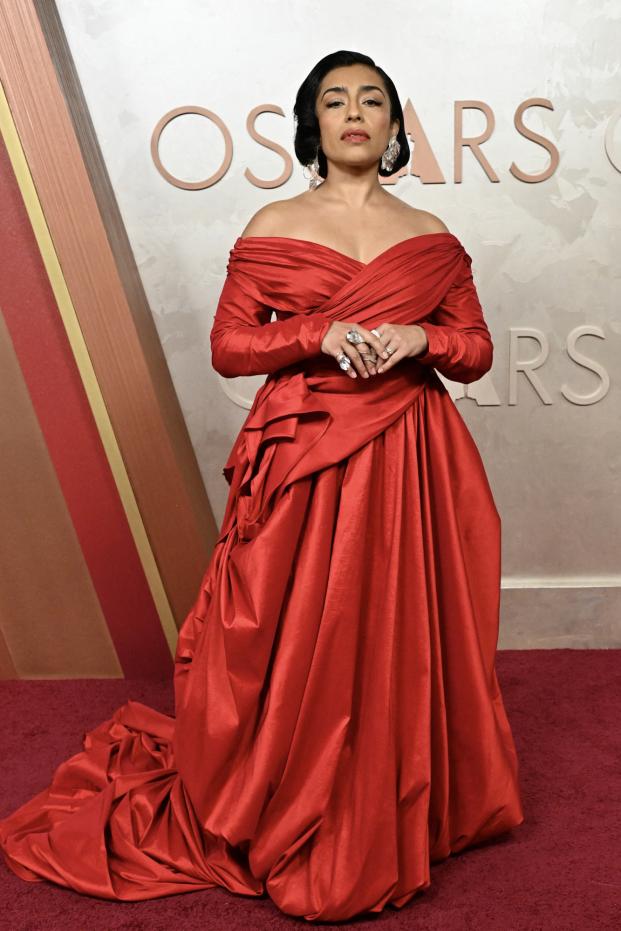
<box><xmin>304</xmin><ymin>145</ymin><xmax>324</xmax><ymax>190</ymax></box>
<box><xmin>381</xmin><ymin>135</ymin><xmax>400</xmax><ymax>171</ymax></box>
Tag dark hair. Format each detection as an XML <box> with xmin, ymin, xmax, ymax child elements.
<box><xmin>293</xmin><ymin>50</ymin><xmax>410</xmax><ymax>180</ymax></box>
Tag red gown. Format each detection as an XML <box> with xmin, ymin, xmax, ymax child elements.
<box><xmin>0</xmin><ymin>231</ymin><xmax>524</xmax><ymax>922</ymax></box>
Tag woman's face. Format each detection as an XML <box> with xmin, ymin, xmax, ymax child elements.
<box><xmin>314</xmin><ymin>64</ymin><xmax>400</xmax><ymax>172</ymax></box>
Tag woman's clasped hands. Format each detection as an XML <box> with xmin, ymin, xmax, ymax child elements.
<box><xmin>320</xmin><ymin>320</ymin><xmax>429</xmax><ymax>378</ymax></box>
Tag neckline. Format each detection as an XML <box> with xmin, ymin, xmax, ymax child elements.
<box><xmin>234</xmin><ymin>231</ymin><xmax>457</xmax><ymax>268</ymax></box>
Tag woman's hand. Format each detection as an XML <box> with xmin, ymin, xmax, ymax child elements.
<box><xmin>321</xmin><ymin>321</ymin><xmax>429</xmax><ymax>377</ymax></box>
<box><xmin>320</xmin><ymin>321</ymin><xmax>389</xmax><ymax>378</ymax></box>
<box><xmin>372</xmin><ymin>323</ymin><xmax>429</xmax><ymax>374</ymax></box>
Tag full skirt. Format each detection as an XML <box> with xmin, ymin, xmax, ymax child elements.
<box><xmin>0</xmin><ymin>373</ymin><xmax>524</xmax><ymax>922</ymax></box>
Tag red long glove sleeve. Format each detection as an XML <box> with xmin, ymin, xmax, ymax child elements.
<box><xmin>210</xmin><ymin>272</ymin><xmax>332</xmax><ymax>378</ymax></box>
<box><xmin>415</xmin><ymin>260</ymin><xmax>493</xmax><ymax>384</ymax></box>
<box><xmin>210</xmin><ymin>251</ymin><xmax>493</xmax><ymax>383</ymax></box>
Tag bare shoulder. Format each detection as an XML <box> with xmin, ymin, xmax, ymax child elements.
<box><xmin>421</xmin><ymin>210</ymin><xmax>450</xmax><ymax>234</ymax></box>
<box><xmin>404</xmin><ymin>205</ymin><xmax>450</xmax><ymax>235</ymax></box>
<box><xmin>239</xmin><ymin>195</ymin><xmax>305</xmax><ymax>239</ymax></box>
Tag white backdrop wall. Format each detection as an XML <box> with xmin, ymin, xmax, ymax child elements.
<box><xmin>56</xmin><ymin>0</ymin><xmax>621</xmax><ymax>645</ymax></box>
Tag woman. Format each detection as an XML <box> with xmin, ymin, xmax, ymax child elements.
<box><xmin>0</xmin><ymin>50</ymin><xmax>524</xmax><ymax>922</ymax></box>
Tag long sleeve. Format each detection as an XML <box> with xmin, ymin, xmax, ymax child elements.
<box><xmin>210</xmin><ymin>270</ymin><xmax>333</xmax><ymax>378</ymax></box>
<box><xmin>414</xmin><ymin>257</ymin><xmax>493</xmax><ymax>384</ymax></box>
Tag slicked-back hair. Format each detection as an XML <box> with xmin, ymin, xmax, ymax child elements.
<box><xmin>293</xmin><ymin>49</ymin><xmax>410</xmax><ymax>181</ymax></box>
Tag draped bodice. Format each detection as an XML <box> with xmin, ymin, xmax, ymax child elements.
<box><xmin>226</xmin><ymin>232</ymin><xmax>470</xmax><ymax>321</ymax></box>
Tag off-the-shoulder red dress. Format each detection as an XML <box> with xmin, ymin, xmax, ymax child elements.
<box><xmin>0</xmin><ymin>232</ymin><xmax>524</xmax><ymax>922</ymax></box>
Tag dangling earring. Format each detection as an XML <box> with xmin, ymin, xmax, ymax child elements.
<box><xmin>381</xmin><ymin>134</ymin><xmax>400</xmax><ymax>171</ymax></box>
<box><xmin>304</xmin><ymin>145</ymin><xmax>324</xmax><ymax>190</ymax></box>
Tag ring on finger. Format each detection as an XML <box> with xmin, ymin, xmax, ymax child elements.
<box><xmin>370</xmin><ymin>328</ymin><xmax>390</xmax><ymax>358</ymax></box>
<box><xmin>345</xmin><ymin>329</ymin><xmax>365</xmax><ymax>345</ymax></box>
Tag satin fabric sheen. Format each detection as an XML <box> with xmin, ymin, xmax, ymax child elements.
<box><xmin>0</xmin><ymin>232</ymin><xmax>524</xmax><ymax>922</ymax></box>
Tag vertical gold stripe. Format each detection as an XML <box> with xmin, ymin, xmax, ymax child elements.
<box><xmin>0</xmin><ymin>81</ymin><xmax>178</xmax><ymax>657</ymax></box>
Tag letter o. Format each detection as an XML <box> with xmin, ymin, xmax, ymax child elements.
<box><xmin>151</xmin><ymin>106</ymin><xmax>233</xmax><ymax>190</ymax></box>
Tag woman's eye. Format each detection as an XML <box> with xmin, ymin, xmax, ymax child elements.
<box><xmin>326</xmin><ymin>99</ymin><xmax>382</xmax><ymax>108</ymax></box>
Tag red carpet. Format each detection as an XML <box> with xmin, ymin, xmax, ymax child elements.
<box><xmin>0</xmin><ymin>649</ymin><xmax>618</xmax><ymax>929</ymax></box>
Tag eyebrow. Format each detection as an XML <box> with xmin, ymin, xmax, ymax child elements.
<box><xmin>320</xmin><ymin>84</ymin><xmax>385</xmax><ymax>99</ymax></box>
